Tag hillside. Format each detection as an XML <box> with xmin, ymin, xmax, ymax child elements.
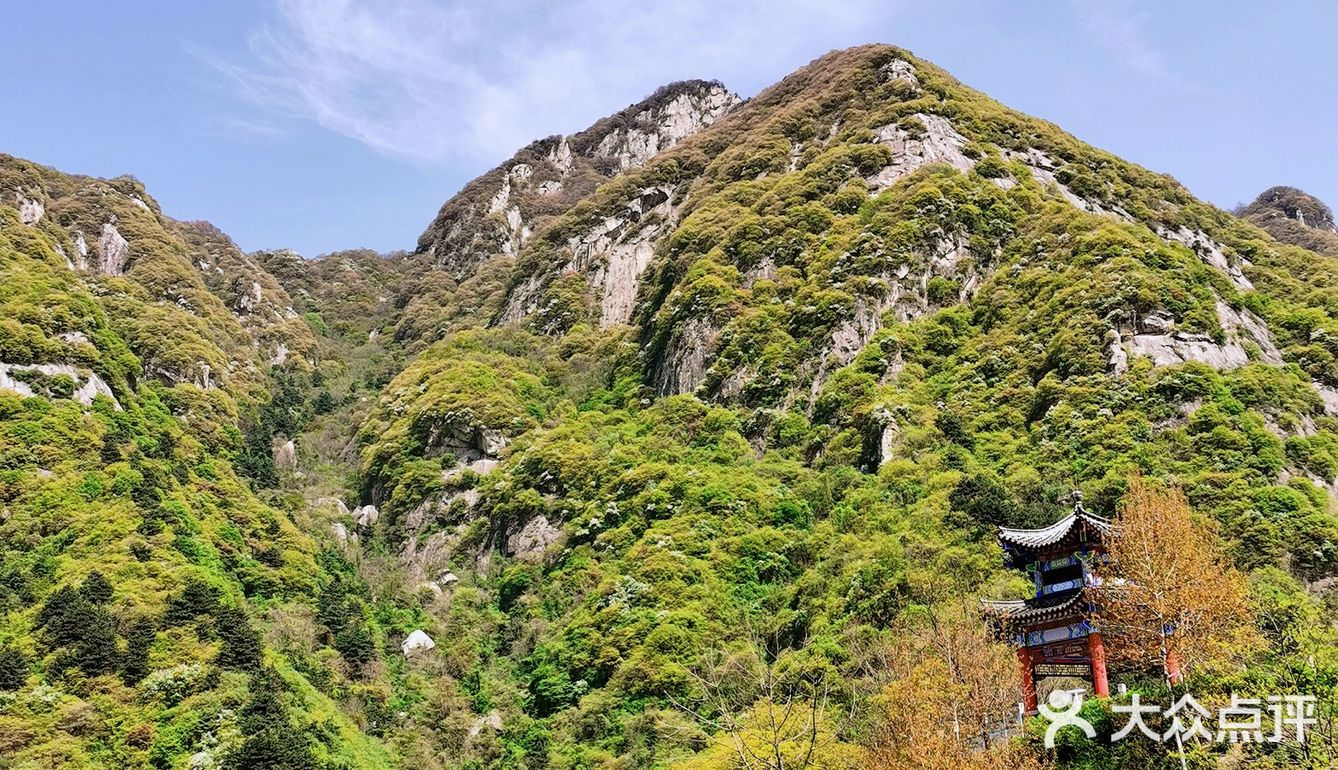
<box><xmin>1</xmin><ymin>43</ymin><xmax>1336</xmax><ymax>770</ymax></box>
<box><xmin>353</xmin><ymin>44</ymin><xmax>1338</xmax><ymax>768</ymax></box>
<box><xmin>1238</xmin><ymin>185</ymin><xmax>1338</xmax><ymax>258</ymax></box>
<box><xmin>0</xmin><ymin>156</ymin><xmax>389</xmax><ymax>768</ymax></box>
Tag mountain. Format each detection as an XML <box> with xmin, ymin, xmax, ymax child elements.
<box><xmin>1</xmin><ymin>44</ymin><xmax>1336</xmax><ymax>770</ymax></box>
<box><xmin>0</xmin><ymin>155</ymin><xmax>390</xmax><ymax>767</ymax></box>
<box><xmin>1238</xmin><ymin>185</ymin><xmax>1338</xmax><ymax>257</ymax></box>
<box><xmin>415</xmin><ymin>79</ymin><xmax>740</xmax><ymax>277</ymax></box>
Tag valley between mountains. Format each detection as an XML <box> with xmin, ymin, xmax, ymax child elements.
<box><xmin>0</xmin><ymin>44</ymin><xmax>1335</xmax><ymax>769</ymax></box>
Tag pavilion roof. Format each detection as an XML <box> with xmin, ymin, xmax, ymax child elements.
<box><xmin>980</xmin><ymin>590</ymin><xmax>1092</xmax><ymax>625</ymax></box>
<box><xmin>998</xmin><ymin>507</ymin><xmax>1112</xmax><ymax>557</ymax></box>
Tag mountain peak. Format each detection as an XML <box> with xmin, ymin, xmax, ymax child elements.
<box><xmin>1238</xmin><ymin>185</ymin><xmax>1338</xmax><ymax>257</ymax></box>
<box><xmin>1241</xmin><ymin>185</ymin><xmax>1336</xmax><ymax>232</ymax></box>
<box><xmin>414</xmin><ymin>79</ymin><xmax>740</xmax><ymax>276</ymax></box>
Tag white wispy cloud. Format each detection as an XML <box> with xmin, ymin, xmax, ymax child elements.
<box><xmin>1068</xmin><ymin>0</ymin><xmax>1167</xmax><ymax>79</ymax></box>
<box><xmin>203</xmin><ymin>0</ymin><xmax>888</xmax><ymax>164</ymax></box>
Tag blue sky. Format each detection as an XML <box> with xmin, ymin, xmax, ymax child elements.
<box><xmin>2</xmin><ymin>1</ymin><xmax>1334</xmax><ymax>256</ymax></box>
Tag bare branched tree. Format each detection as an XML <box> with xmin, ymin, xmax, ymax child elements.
<box><xmin>1094</xmin><ymin>475</ymin><xmax>1255</xmax><ymax>685</ymax></box>
<box><xmin>669</xmin><ymin>633</ymin><xmax>858</xmax><ymax>770</ymax></box>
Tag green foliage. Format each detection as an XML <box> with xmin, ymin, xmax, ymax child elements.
<box><xmin>216</xmin><ymin>605</ymin><xmax>264</xmax><ymax>671</ymax></box>
<box><xmin>224</xmin><ymin>668</ymin><xmax>319</xmax><ymax>770</ymax></box>
<box><xmin>0</xmin><ymin>644</ymin><xmax>28</xmax><ymax>690</ymax></box>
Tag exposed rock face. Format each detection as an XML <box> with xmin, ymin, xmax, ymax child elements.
<box><xmin>274</xmin><ymin>439</ymin><xmax>297</xmax><ymax>471</ymax></box>
<box><xmin>354</xmin><ymin>505</ymin><xmax>380</xmax><ymax>528</ymax></box>
<box><xmin>423</xmin><ymin>419</ymin><xmax>509</xmax><ymax>466</ymax></box>
<box><xmin>1242</xmin><ymin>186</ymin><xmax>1336</xmax><ymax>233</ymax></box>
<box><xmin>868</xmin><ymin>113</ymin><xmax>975</xmax><ymax>191</ymax></box>
<box><xmin>1116</xmin><ymin>301</ymin><xmax>1281</xmax><ymax>371</ymax></box>
<box><xmin>1238</xmin><ymin>186</ymin><xmax>1338</xmax><ymax>258</ymax></box>
<box><xmin>592</xmin><ymin>86</ymin><xmax>738</xmax><ymax>172</ymax></box>
<box><xmin>654</xmin><ymin>316</ymin><xmax>718</xmax><ymax>395</ymax></box>
<box><xmin>97</xmin><ymin>222</ymin><xmax>130</xmax><ymax>276</ymax></box>
<box><xmin>468</xmin><ymin>711</ymin><xmax>504</xmax><ymax>738</ymax></box>
<box><xmin>506</xmin><ymin>514</ymin><xmax>562</xmax><ymax>563</ymax></box>
<box><xmin>0</xmin><ymin>362</ymin><xmax>119</xmax><ymax>408</ymax></box>
<box><xmin>415</xmin><ymin>80</ymin><xmax>739</xmax><ymax>278</ymax></box>
<box><xmin>400</xmin><ymin>629</ymin><xmax>436</xmax><ymax>657</ymax></box>
<box><xmin>1316</xmin><ymin>384</ymin><xmax>1338</xmax><ymax>416</ymax></box>
<box><xmin>502</xmin><ymin>185</ymin><xmax>678</xmax><ymax>328</ymax></box>
<box><xmin>71</xmin><ymin>232</ymin><xmax>89</xmax><ymax>270</ymax></box>
<box><xmin>16</xmin><ymin>193</ymin><xmax>43</xmax><ymax>225</ymax></box>
<box><xmin>1157</xmin><ymin>225</ymin><xmax>1252</xmax><ymax>289</ymax></box>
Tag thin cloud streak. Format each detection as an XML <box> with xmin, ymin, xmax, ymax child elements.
<box><xmin>1069</xmin><ymin>0</ymin><xmax>1167</xmax><ymax>79</ymax></box>
<box><xmin>202</xmin><ymin>0</ymin><xmax>889</xmax><ymax>165</ymax></box>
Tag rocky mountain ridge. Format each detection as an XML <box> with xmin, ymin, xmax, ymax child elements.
<box><xmin>1239</xmin><ymin>184</ymin><xmax>1338</xmax><ymax>258</ymax></box>
<box><xmin>414</xmin><ymin>79</ymin><xmax>740</xmax><ymax>279</ymax></box>
<box><xmin>2</xmin><ymin>43</ymin><xmax>1337</xmax><ymax>770</ymax></box>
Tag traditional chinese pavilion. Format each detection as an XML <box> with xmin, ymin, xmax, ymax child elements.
<box><xmin>982</xmin><ymin>495</ymin><xmax>1112</xmax><ymax>713</ymax></box>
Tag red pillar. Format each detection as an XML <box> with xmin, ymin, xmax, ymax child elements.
<box><xmin>1087</xmin><ymin>632</ymin><xmax>1110</xmax><ymax>698</ymax></box>
<box><xmin>1166</xmin><ymin>651</ymin><xmax>1183</xmax><ymax>685</ymax></box>
<box><xmin>1017</xmin><ymin>646</ymin><xmax>1038</xmax><ymax>713</ymax></box>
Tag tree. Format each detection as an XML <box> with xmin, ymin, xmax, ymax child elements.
<box><xmin>122</xmin><ymin>616</ymin><xmax>157</xmax><ymax>685</ymax></box>
<box><xmin>0</xmin><ymin>645</ymin><xmax>28</xmax><ymax>691</ymax></box>
<box><xmin>1095</xmin><ymin>476</ymin><xmax>1254</xmax><ymax>684</ymax></box>
<box><xmin>671</xmin><ymin>639</ymin><xmax>861</xmax><ymax>770</ymax></box>
<box><xmin>215</xmin><ymin>605</ymin><xmax>264</xmax><ymax>671</ymax></box>
<box><xmin>1095</xmin><ymin>476</ymin><xmax>1257</xmax><ymax>770</ymax></box>
<box><xmin>79</xmin><ymin>571</ymin><xmax>114</xmax><ymax>605</ymax></box>
<box><xmin>224</xmin><ymin>668</ymin><xmax>318</xmax><ymax>770</ymax></box>
<box><xmin>35</xmin><ymin>584</ymin><xmax>119</xmax><ymax>676</ymax></box>
<box><xmin>862</xmin><ymin>602</ymin><xmax>1045</xmax><ymax>770</ymax></box>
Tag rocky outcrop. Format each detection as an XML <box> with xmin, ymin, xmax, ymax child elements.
<box><xmin>1241</xmin><ymin>186</ymin><xmax>1337</xmax><ymax>233</ymax></box>
<box><xmin>416</xmin><ymin>81</ymin><xmax>739</xmax><ymax>278</ymax></box>
<box><xmin>16</xmin><ymin>193</ymin><xmax>43</xmax><ymax>225</ymax></box>
<box><xmin>0</xmin><ymin>362</ymin><xmax>119</xmax><ymax>408</ymax></box>
<box><xmin>1237</xmin><ymin>186</ymin><xmax>1338</xmax><ymax>259</ymax></box>
<box><xmin>1114</xmin><ymin>301</ymin><xmax>1281</xmax><ymax>372</ymax></box>
<box><xmin>97</xmin><ymin>222</ymin><xmax>130</xmax><ymax>276</ymax></box>
<box><xmin>274</xmin><ymin>439</ymin><xmax>297</xmax><ymax>471</ymax></box>
<box><xmin>503</xmin><ymin>185</ymin><xmax>679</xmax><ymax>328</ymax></box>
<box><xmin>1157</xmin><ymin>226</ymin><xmax>1253</xmax><ymax>290</ymax></box>
<box><xmin>423</xmin><ymin>419</ymin><xmax>508</xmax><ymax>466</ymax></box>
<box><xmin>400</xmin><ymin>629</ymin><xmax>436</xmax><ymax>657</ymax></box>
<box><xmin>590</xmin><ymin>85</ymin><xmax>738</xmax><ymax>172</ymax></box>
<box><xmin>1316</xmin><ymin>384</ymin><xmax>1338</xmax><ymax>416</ymax></box>
<box><xmin>354</xmin><ymin>505</ymin><xmax>380</xmax><ymax>528</ymax></box>
<box><xmin>506</xmin><ymin>514</ymin><xmax>562</xmax><ymax>563</ymax></box>
<box><xmin>654</xmin><ymin>316</ymin><xmax>718</xmax><ymax>395</ymax></box>
<box><xmin>867</xmin><ymin>113</ymin><xmax>975</xmax><ymax>192</ymax></box>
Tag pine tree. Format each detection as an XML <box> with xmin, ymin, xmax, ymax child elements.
<box><xmin>122</xmin><ymin>616</ymin><xmax>157</xmax><ymax>685</ymax></box>
<box><xmin>215</xmin><ymin>605</ymin><xmax>263</xmax><ymax>671</ymax></box>
<box><xmin>0</xmin><ymin>645</ymin><xmax>28</xmax><ymax>691</ymax></box>
<box><xmin>223</xmin><ymin>668</ymin><xmax>318</xmax><ymax>770</ymax></box>
<box><xmin>80</xmin><ymin>570</ymin><xmax>114</xmax><ymax>605</ymax></box>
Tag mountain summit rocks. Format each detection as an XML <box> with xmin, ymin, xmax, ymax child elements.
<box><xmin>415</xmin><ymin>80</ymin><xmax>740</xmax><ymax>279</ymax></box>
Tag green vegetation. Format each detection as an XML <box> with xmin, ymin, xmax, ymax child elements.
<box><xmin>1</xmin><ymin>44</ymin><xmax>1336</xmax><ymax>770</ymax></box>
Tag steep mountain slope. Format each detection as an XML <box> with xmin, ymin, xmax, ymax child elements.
<box><xmin>1239</xmin><ymin>185</ymin><xmax>1338</xmax><ymax>258</ymax></box>
<box><xmin>3</xmin><ymin>43</ymin><xmax>1337</xmax><ymax>770</ymax></box>
<box><xmin>0</xmin><ymin>159</ymin><xmax>389</xmax><ymax>768</ymax></box>
<box><xmin>415</xmin><ymin>80</ymin><xmax>740</xmax><ymax>278</ymax></box>
<box><xmin>349</xmin><ymin>45</ymin><xmax>1338</xmax><ymax>768</ymax></box>
<box><xmin>265</xmin><ymin>80</ymin><xmax>741</xmax><ymax>354</ymax></box>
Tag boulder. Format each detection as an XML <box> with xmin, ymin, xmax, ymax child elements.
<box><xmin>401</xmin><ymin>629</ymin><xmax>436</xmax><ymax>657</ymax></box>
<box><xmin>355</xmin><ymin>505</ymin><xmax>379</xmax><ymax>528</ymax></box>
<box><xmin>274</xmin><ymin>439</ymin><xmax>297</xmax><ymax>471</ymax></box>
